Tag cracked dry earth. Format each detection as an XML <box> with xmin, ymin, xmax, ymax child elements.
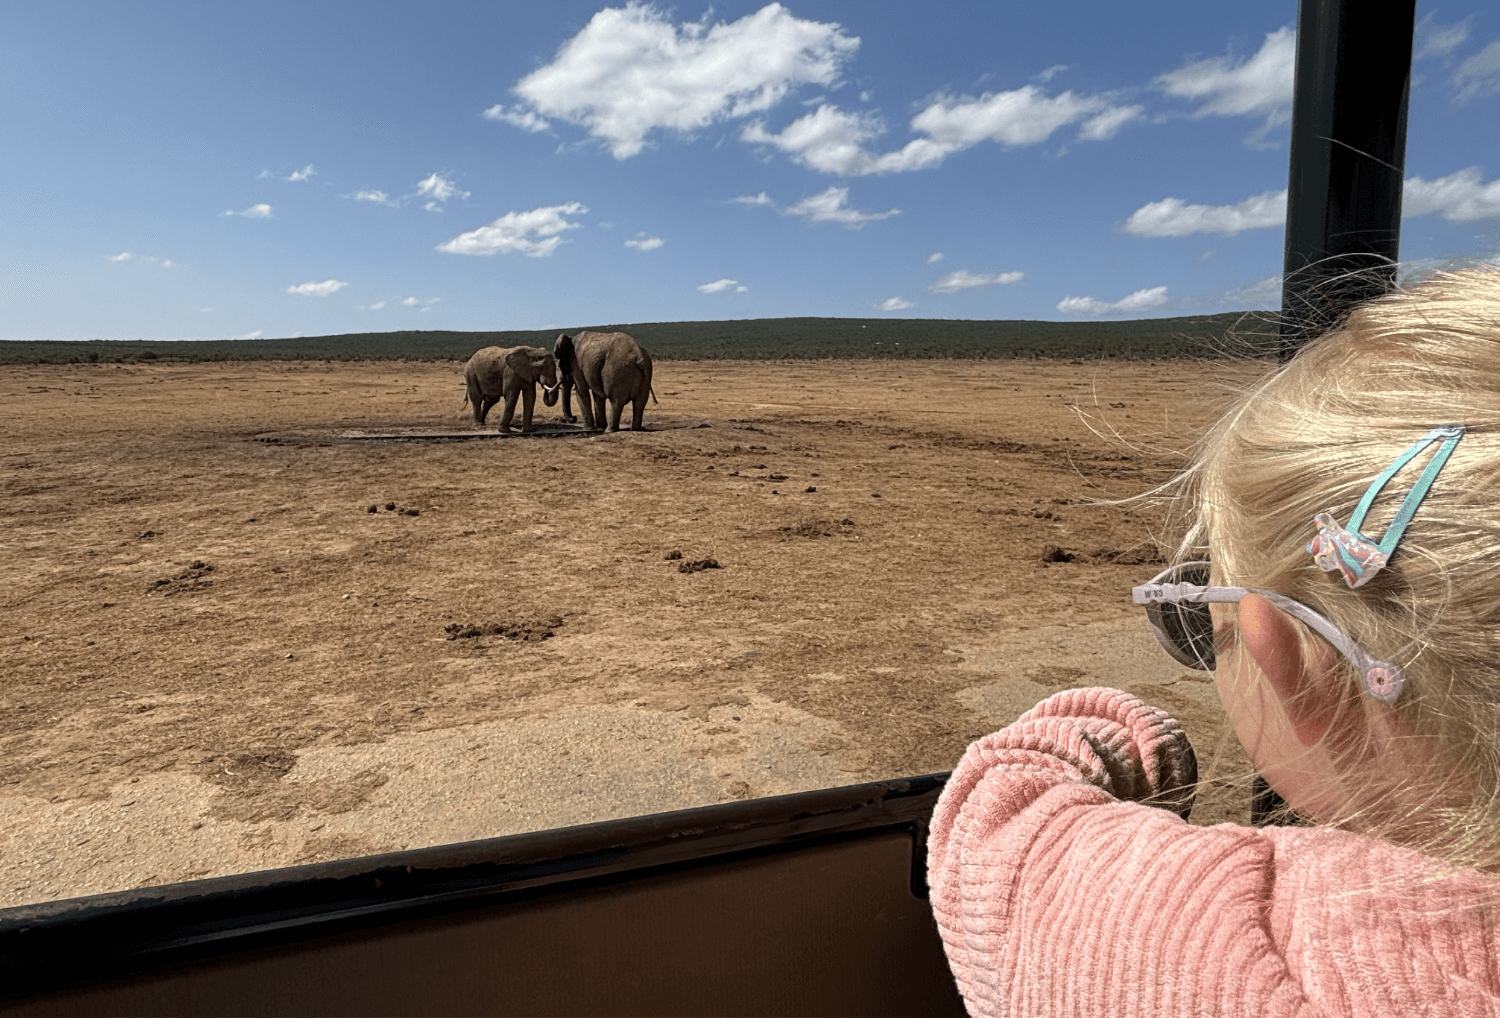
<box><xmin>2</xmin><ymin>355</ymin><xmax>1272</xmax><ymax>910</ymax></box>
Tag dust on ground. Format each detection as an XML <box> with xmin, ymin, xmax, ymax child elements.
<box><xmin>0</xmin><ymin>356</ymin><xmax>1270</xmax><ymax>909</ymax></box>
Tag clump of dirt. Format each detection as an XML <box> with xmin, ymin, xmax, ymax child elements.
<box><xmin>146</xmin><ymin>560</ymin><xmax>214</xmax><ymax>595</ymax></box>
<box><xmin>664</xmin><ymin>550</ymin><xmax>683</xmax><ymax>560</ymax></box>
<box><xmin>1040</xmin><ymin>545</ymin><xmax>1164</xmax><ymax>566</ymax></box>
<box><xmin>368</xmin><ymin>503</ymin><xmax>419</xmax><ymax>516</ymax></box>
<box><xmin>678</xmin><ymin>558</ymin><xmax>721</xmax><ymax>574</ymax></box>
<box><xmin>444</xmin><ymin>616</ymin><xmax>564</xmax><ymax>641</ymax></box>
<box><xmin>778</xmin><ymin>517</ymin><xmax>855</xmax><ymax>539</ymax></box>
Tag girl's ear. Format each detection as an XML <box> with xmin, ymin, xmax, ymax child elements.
<box><xmin>1238</xmin><ymin>593</ymin><xmax>1345</xmax><ymax>747</ymax></box>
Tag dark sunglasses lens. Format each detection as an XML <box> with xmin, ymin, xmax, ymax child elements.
<box><xmin>1146</xmin><ymin>564</ymin><xmax>1216</xmax><ymax>670</ymax></box>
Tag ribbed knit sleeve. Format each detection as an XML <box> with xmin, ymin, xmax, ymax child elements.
<box><xmin>928</xmin><ymin>687</ymin><xmax>1312</xmax><ymax>1018</ymax></box>
<box><xmin>927</xmin><ymin>687</ymin><xmax>1500</xmax><ymax>1018</ymax></box>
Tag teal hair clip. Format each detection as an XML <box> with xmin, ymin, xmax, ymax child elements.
<box><xmin>1307</xmin><ymin>425</ymin><xmax>1465</xmax><ymax>589</ymax></box>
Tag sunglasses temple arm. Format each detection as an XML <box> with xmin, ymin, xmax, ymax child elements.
<box><xmin>1245</xmin><ymin>590</ymin><xmax>1385</xmax><ymax>678</ymax></box>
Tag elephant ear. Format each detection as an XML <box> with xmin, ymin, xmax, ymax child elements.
<box><xmin>554</xmin><ymin>334</ymin><xmax>573</xmax><ymax>373</ymax></box>
<box><xmin>504</xmin><ymin>346</ymin><xmax>533</xmax><ymax>378</ymax></box>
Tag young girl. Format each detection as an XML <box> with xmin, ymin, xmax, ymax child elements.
<box><xmin>927</xmin><ymin>268</ymin><xmax>1500</xmax><ymax>1017</ymax></box>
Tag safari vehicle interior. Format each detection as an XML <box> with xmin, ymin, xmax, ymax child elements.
<box><xmin>0</xmin><ymin>2</ymin><xmax>1417</xmax><ymax>1014</ymax></box>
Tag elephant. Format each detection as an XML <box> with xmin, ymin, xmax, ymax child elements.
<box><xmin>461</xmin><ymin>345</ymin><xmax>561</xmax><ymax>434</ymax></box>
<box><xmin>553</xmin><ymin>331</ymin><xmax>658</xmax><ymax>432</ymax></box>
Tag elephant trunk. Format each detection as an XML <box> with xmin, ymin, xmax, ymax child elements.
<box><xmin>542</xmin><ymin>379</ymin><xmax>562</xmax><ymax>407</ymax></box>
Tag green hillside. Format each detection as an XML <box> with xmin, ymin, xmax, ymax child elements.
<box><xmin>0</xmin><ymin>312</ymin><xmax>1271</xmax><ymax>365</ymax></box>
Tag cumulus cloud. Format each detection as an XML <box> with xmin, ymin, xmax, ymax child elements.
<box><xmin>783</xmin><ymin>186</ymin><xmax>898</xmax><ymax>228</ymax></box>
<box><xmin>1156</xmin><ymin>27</ymin><xmax>1295</xmax><ymax>145</ymax></box>
<box><xmin>1123</xmin><ymin>169</ymin><xmax>1500</xmax><ymax>239</ymax></box>
<box><xmin>108</xmin><ymin>251</ymin><xmax>171</xmax><ymax>266</ymax></box>
<box><xmin>287</xmin><ymin>279</ymin><xmax>349</xmax><ymax>297</ymax></box>
<box><xmin>927</xmin><ymin>252</ymin><xmax>943</xmax><ymax>263</ymax></box>
<box><xmin>1123</xmin><ymin>189</ymin><xmax>1288</xmax><ymax>237</ymax></box>
<box><xmin>358</xmin><ymin>301</ymin><xmax>387</xmax><ymax>311</ymax></box>
<box><xmin>732</xmin><ymin>191</ymin><xmax>775</xmax><ymax>205</ymax></box>
<box><xmin>1415</xmin><ymin>14</ymin><xmax>1471</xmax><ymax>61</ymax></box>
<box><xmin>698</xmin><ymin>278</ymin><xmax>747</xmax><ymax>293</ymax></box>
<box><xmin>876</xmin><ymin>296</ymin><xmax>915</xmax><ymax>311</ymax></box>
<box><xmin>1452</xmin><ymin>39</ymin><xmax>1500</xmax><ymax>105</ymax></box>
<box><xmin>743</xmin><ymin>85</ymin><xmax>1139</xmax><ymax>176</ymax></box>
<box><xmin>1057</xmin><ymin>285</ymin><xmax>1169</xmax><ymax>317</ymax></box>
<box><xmin>400</xmin><ymin>296</ymin><xmax>442</xmax><ymax>312</ymax></box>
<box><xmin>508</xmin><ymin>2</ymin><xmax>858</xmax><ymax>159</ymax></box>
<box><xmin>624</xmin><ymin>233</ymin><xmax>664</xmax><ymax>251</ymax></box>
<box><xmin>436</xmin><ymin>202</ymin><xmax>587</xmax><ymax>257</ymax></box>
<box><xmin>351</xmin><ymin>189</ymin><xmax>398</xmax><ymax>206</ymax></box>
<box><xmin>928</xmin><ymin>269</ymin><xmax>1024</xmax><ymax>294</ymax></box>
<box><xmin>416</xmin><ymin>172</ymin><xmax>470</xmax><ymax>211</ymax></box>
<box><xmin>223</xmin><ymin>203</ymin><xmax>273</xmax><ymax>218</ymax></box>
<box><xmin>482</xmin><ymin>103</ymin><xmax>550</xmax><ymax>132</ymax></box>
<box><xmin>286</xmin><ymin>164</ymin><xmax>315</xmax><ymax>182</ymax></box>
<box><xmin>231</xmin><ymin>330</ymin><xmax>265</xmax><ymax>340</ymax></box>
<box><xmin>1403</xmin><ymin>167</ymin><xmax>1500</xmax><ymax>221</ymax></box>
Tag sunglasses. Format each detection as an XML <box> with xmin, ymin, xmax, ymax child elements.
<box><xmin>1132</xmin><ymin>561</ymin><xmax>1404</xmax><ymax>703</ymax></box>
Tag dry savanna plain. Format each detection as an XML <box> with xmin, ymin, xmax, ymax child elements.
<box><xmin>2</xmin><ymin>355</ymin><xmax>1273</xmax><ymax>910</ymax></box>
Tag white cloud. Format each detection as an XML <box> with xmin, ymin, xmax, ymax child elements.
<box><xmin>223</xmin><ymin>203</ymin><xmax>273</xmax><ymax>218</ymax></box>
<box><xmin>1156</xmin><ymin>27</ymin><xmax>1295</xmax><ymax>145</ymax></box>
<box><xmin>783</xmin><ymin>185</ymin><xmax>898</xmax><ymax>228</ymax></box>
<box><xmin>482</xmin><ymin>103</ymin><xmax>550</xmax><ymax>132</ymax></box>
<box><xmin>1415</xmin><ymin>14</ymin><xmax>1470</xmax><ymax>61</ymax></box>
<box><xmin>1078</xmin><ymin>103</ymin><xmax>1146</xmax><ymax>142</ymax></box>
<box><xmin>876</xmin><ymin>296</ymin><xmax>915</xmax><ymax>311</ymax></box>
<box><xmin>257</xmin><ymin>170</ymin><xmax>272</xmax><ymax>179</ymax></box>
<box><xmin>732</xmin><ymin>191</ymin><xmax>774</xmax><ymax>205</ymax></box>
<box><xmin>400</xmin><ymin>296</ymin><xmax>442</xmax><ymax>312</ymax></box>
<box><xmin>624</xmin><ymin>233</ymin><xmax>665</xmax><ymax>251</ymax></box>
<box><xmin>1403</xmin><ymin>167</ymin><xmax>1500</xmax><ymax>221</ymax></box>
<box><xmin>1035</xmin><ymin>64</ymin><xmax>1068</xmax><ymax>84</ymax></box>
<box><xmin>231</xmin><ymin>330</ymin><xmax>264</xmax><ymax>340</ymax></box>
<box><xmin>436</xmin><ymin>202</ymin><xmax>587</xmax><ymax>257</ymax></box>
<box><xmin>698</xmin><ymin>278</ymin><xmax>745</xmax><ymax>293</ymax></box>
<box><xmin>510</xmin><ymin>2</ymin><xmax>858</xmax><ymax>159</ymax></box>
<box><xmin>107</xmin><ymin>251</ymin><xmax>171</xmax><ymax>266</ymax></box>
<box><xmin>1123</xmin><ymin>189</ymin><xmax>1287</xmax><ymax>237</ymax></box>
<box><xmin>743</xmin><ymin>87</ymin><xmax>1138</xmax><ymax>176</ymax></box>
<box><xmin>358</xmin><ymin>301</ymin><xmax>387</xmax><ymax>311</ymax></box>
<box><xmin>287</xmin><ymin>279</ymin><xmax>349</xmax><ymax>297</ymax></box>
<box><xmin>911</xmin><ymin>86</ymin><xmax>1139</xmax><ymax>148</ymax></box>
<box><xmin>926</xmin><ymin>252</ymin><xmax>943</xmax><ymax>264</ymax></box>
<box><xmin>352</xmin><ymin>189</ymin><xmax>398</xmax><ymax>206</ymax></box>
<box><xmin>1057</xmin><ymin>285</ymin><xmax>1169</xmax><ymax>317</ymax></box>
<box><xmin>286</xmin><ymin>164</ymin><xmax>315</xmax><ymax>182</ymax></box>
<box><xmin>1452</xmin><ymin>39</ymin><xmax>1500</xmax><ymax>105</ymax></box>
<box><xmin>1123</xmin><ymin>170</ymin><xmax>1500</xmax><ymax>240</ymax></box>
<box><xmin>928</xmin><ymin>269</ymin><xmax>1024</xmax><ymax>294</ymax></box>
<box><xmin>416</xmin><ymin>172</ymin><xmax>470</xmax><ymax>208</ymax></box>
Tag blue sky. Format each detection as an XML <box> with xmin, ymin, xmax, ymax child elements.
<box><xmin>4</xmin><ymin>0</ymin><xmax>1499</xmax><ymax>342</ymax></box>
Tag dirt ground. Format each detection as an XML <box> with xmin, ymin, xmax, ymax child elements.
<box><xmin>0</xmin><ymin>355</ymin><xmax>1273</xmax><ymax>910</ymax></box>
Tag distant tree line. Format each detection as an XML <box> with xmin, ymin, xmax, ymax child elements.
<box><xmin>0</xmin><ymin>312</ymin><xmax>1272</xmax><ymax>365</ymax></box>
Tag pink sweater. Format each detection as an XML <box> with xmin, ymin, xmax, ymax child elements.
<box><xmin>927</xmin><ymin>687</ymin><xmax>1500</xmax><ymax>1018</ymax></box>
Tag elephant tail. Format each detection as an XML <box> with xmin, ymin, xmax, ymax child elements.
<box><xmin>649</xmin><ymin>385</ymin><xmax>659</xmax><ymax>405</ymax></box>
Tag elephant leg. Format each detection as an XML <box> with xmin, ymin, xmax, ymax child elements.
<box><xmin>631</xmin><ymin>390</ymin><xmax>647</xmax><ymax>430</ymax></box>
<box><xmin>498</xmin><ymin>388</ymin><xmax>520</xmax><ymax>432</ymax></box>
<box><xmin>520</xmin><ymin>385</ymin><xmax>537</xmax><ymax>433</ymax></box>
<box><xmin>478</xmin><ymin>394</ymin><xmax>498</xmax><ymax>426</ymax></box>
<box><xmin>608</xmin><ymin>397</ymin><xmax>625</xmax><ymax>432</ymax></box>
<box><xmin>577</xmin><ymin>384</ymin><xmax>598</xmax><ymax>430</ymax></box>
<box><xmin>593</xmin><ymin>393</ymin><xmax>608</xmax><ymax>432</ymax></box>
<box><xmin>561</xmin><ymin>378</ymin><xmax>578</xmax><ymax>423</ymax></box>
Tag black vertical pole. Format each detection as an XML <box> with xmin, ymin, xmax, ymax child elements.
<box><xmin>1255</xmin><ymin>0</ymin><xmax>1417</xmax><ymax>827</ymax></box>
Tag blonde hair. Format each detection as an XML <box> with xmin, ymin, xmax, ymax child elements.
<box><xmin>1158</xmin><ymin>268</ymin><xmax>1500</xmax><ymax>885</ymax></box>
